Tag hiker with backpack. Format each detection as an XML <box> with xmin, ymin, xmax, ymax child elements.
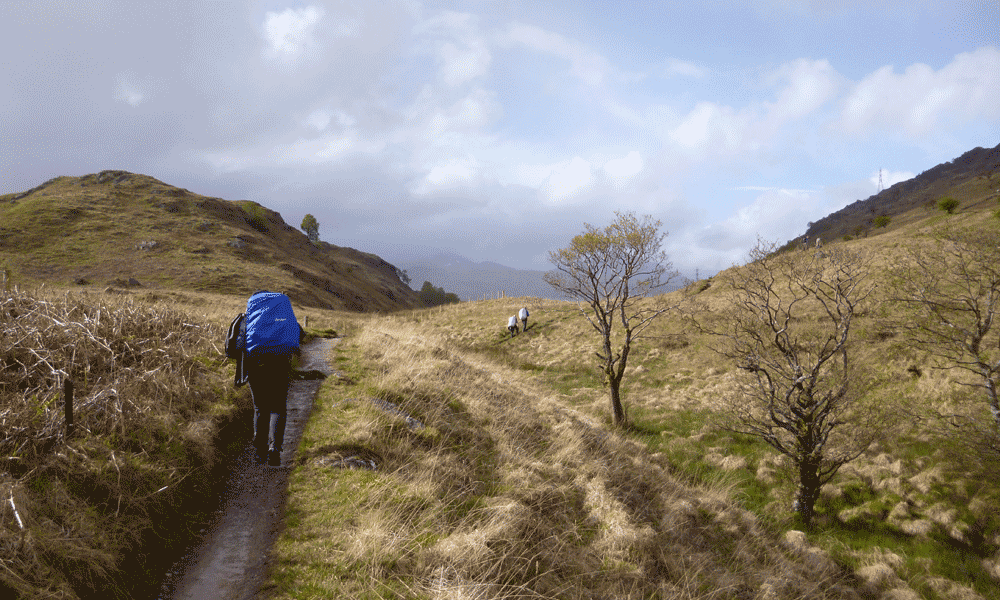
<box><xmin>226</xmin><ymin>290</ymin><xmax>303</xmax><ymax>467</ymax></box>
<box><xmin>507</xmin><ymin>315</ymin><xmax>519</xmax><ymax>338</ymax></box>
<box><xmin>518</xmin><ymin>307</ymin><xmax>529</xmax><ymax>332</ymax></box>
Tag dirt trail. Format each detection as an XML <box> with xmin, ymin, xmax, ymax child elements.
<box><xmin>156</xmin><ymin>337</ymin><xmax>339</xmax><ymax>600</ymax></box>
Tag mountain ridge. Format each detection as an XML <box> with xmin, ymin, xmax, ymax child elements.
<box><xmin>801</xmin><ymin>143</ymin><xmax>1000</xmax><ymax>244</ymax></box>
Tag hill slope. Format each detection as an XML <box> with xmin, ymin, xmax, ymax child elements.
<box><xmin>801</xmin><ymin>143</ymin><xmax>1000</xmax><ymax>244</ymax></box>
<box><xmin>0</xmin><ymin>170</ymin><xmax>419</xmax><ymax>311</ymax></box>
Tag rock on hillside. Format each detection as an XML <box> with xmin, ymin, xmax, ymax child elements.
<box><xmin>0</xmin><ymin>170</ymin><xmax>419</xmax><ymax>311</ymax></box>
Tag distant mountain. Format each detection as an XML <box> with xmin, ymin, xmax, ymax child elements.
<box><xmin>0</xmin><ymin>170</ymin><xmax>420</xmax><ymax>311</ymax></box>
<box><xmin>402</xmin><ymin>252</ymin><xmax>559</xmax><ymax>301</ymax></box>
<box><xmin>800</xmin><ymin>143</ymin><xmax>1000</xmax><ymax>245</ymax></box>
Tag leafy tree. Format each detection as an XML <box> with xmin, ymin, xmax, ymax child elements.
<box><xmin>704</xmin><ymin>240</ymin><xmax>883</xmax><ymax>525</ymax></box>
<box><xmin>419</xmin><ymin>281</ymin><xmax>459</xmax><ymax>307</ymax></box>
<box><xmin>938</xmin><ymin>197</ymin><xmax>960</xmax><ymax>214</ymax></box>
<box><xmin>301</xmin><ymin>213</ymin><xmax>320</xmax><ymax>243</ymax></box>
<box><xmin>544</xmin><ymin>211</ymin><xmax>679</xmax><ymax>427</ymax></box>
<box><xmin>244</xmin><ymin>202</ymin><xmax>269</xmax><ymax>232</ymax></box>
<box><xmin>873</xmin><ymin>215</ymin><xmax>891</xmax><ymax>228</ymax></box>
<box><xmin>396</xmin><ymin>267</ymin><xmax>411</xmax><ymax>286</ymax></box>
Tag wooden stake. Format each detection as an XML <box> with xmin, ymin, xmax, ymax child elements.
<box><xmin>64</xmin><ymin>378</ymin><xmax>74</xmax><ymax>438</ymax></box>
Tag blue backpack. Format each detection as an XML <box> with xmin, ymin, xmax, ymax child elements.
<box><xmin>245</xmin><ymin>291</ymin><xmax>301</xmax><ymax>356</ymax></box>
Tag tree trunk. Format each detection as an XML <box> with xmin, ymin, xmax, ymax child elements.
<box><xmin>985</xmin><ymin>377</ymin><xmax>1000</xmax><ymax>429</ymax></box>
<box><xmin>609</xmin><ymin>377</ymin><xmax>626</xmax><ymax>427</ymax></box>
<box><xmin>793</xmin><ymin>456</ymin><xmax>822</xmax><ymax>526</ymax></box>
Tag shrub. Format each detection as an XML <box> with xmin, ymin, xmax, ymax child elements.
<box><xmin>418</xmin><ymin>281</ymin><xmax>459</xmax><ymax>306</ymax></box>
<box><xmin>873</xmin><ymin>215</ymin><xmax>891</xmax><ymax>228</ymax></box>
<box><xmin>937</xmin><ymin>197</ymin><xmax>959</xmax><ymax>214</ymax></box>
<box><xmin>243</xmin><ymin>201</ymin><xmax>269</xmax><ymax>232</ymax></box>
<box><xmin>0</xmin><ymin>288</ymin><xmax>227</xmax><ymax>597</ymax></box>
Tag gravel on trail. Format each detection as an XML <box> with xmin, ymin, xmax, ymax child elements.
<box><xmin>155</xmin><ymin>337</ymin><xmax>339</xmax><ymax>600</ymax></box>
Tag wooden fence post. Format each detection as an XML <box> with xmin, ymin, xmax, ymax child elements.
<box><xmin>64</xmin><ymin>378</ymin><xmax>74</xmax><ymax>438</ymax></box>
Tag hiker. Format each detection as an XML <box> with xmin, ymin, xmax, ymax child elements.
<box><xmin>507</xmin><ymin>315</ymin><xmax>519</xmax><ymax>338</ymax></box>
<box><xmin>518</xmin><ymin>307</ymin><xmax>529</xmax><ymax>332</ymax></box>
<box><xmin>243</xmin><ymin>290</ymin><xmax>303</xmax><ymax>467</ymax></box>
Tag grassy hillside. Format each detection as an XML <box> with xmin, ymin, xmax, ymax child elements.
<box><xmin>272</xmin><ymin>199</ymin><xmax>1000</xmax><ymax>599</ymax></box>
<box><xmin>800</xmin><ymin>143</ymin><xmax>1000</xmax><ymax>245</ymax></box>
<box><xmin>0</xmin><ymin>170</ymin><xmax>419</xmax><ymax>312</ymax></box>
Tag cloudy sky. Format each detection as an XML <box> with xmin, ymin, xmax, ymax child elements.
<box><xmin>2</xmin><ymin>0</ymin><xmax>998</xmax><ymax>276</ymax></box>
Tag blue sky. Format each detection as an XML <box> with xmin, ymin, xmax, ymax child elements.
<box><xmin>2</xmin><ymin>0</ymin><xmax>997</xmax><ymax>277</ymax></box>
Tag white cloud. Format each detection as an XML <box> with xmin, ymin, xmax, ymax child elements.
<box><xmin>766</xmin><ymin>58</ymin><xmax>842</xmax><ymax>121</ymax></box>
<box><xmin>836</xmin><ymin>47</ymin><xmax>1000</xmax><ymax>137</ymax></box>
<box><xmin>543</xmin><ymin>156</ymin><xmax>594</xmax><ymax>202</ymax></box>
<box><xmin>500</xmin><ymin>22</ymin><xmax>611</xmax><ymax>86</ymax></box>
<box><xmin>305</xmin><ymin>109</ymin><xmax>331</xmax><ymax>131</ymax></box>
<box><xmin>412</xmin><ymin>156</ymin><xmax>479</xmax><ymax>195</ymax></box>
<box><xmin>262</xmin><ymin>5</ymin><xmax>325</xmax><ymax>57</ymax></box>
<box><xmin>303</xmin><ymin>109</ymin><xmax>356</xmax><ymax>132</ymax></box>
<box><xmin>660</xmin><ymin>57</ymin><xmax>840</xmax><ymax>161</ymax></box>
<box><xmin>669</xmin><ymin>101</ymin><xmax>756</xmax><ymax>158</ymax></box>
<box><xmin>416</xmin><ymin>11</ymin><xmax>491</xmax><ymax>87</ymax></box>
<box><xmin>686</xmin><ymin>187</ymin><xmax>823</xmax><ymax>270</ymax></box>
<box><xmin>199</xmin><ymin>130</ymin><xmax>383</xmax><ymax>172</ymax></box>
<box><xmin>113</xmin><ymin>73</ymin><xmax>145</xmax><ymax>107</ymax></box>
<box><xmin>663</xmin><ymin>58</ymin><xmax>707</xmax><ymax>79</ymax></box>
<box><xmin>734</xmin><ymin>185</ymin><xmax>818</xmax><ymax>194</ymax></box>
<box><xmin>603</xmin><ymin>151</ymin><xmax>644</xmax><ymax>180</ymax></box>
<box><xmin>424</xmin><ymin>89</ymin><xmax>499</xmax><ymax>137</ymax></box>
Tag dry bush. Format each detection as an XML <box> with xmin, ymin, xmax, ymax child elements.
<box><xmin>0</xmin><ymin>287</ymin><xmax>229</xmax><ymax>598</ymax></box>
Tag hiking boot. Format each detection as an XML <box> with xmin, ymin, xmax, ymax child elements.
<box><xmin>267</xmin><ymin>450</ymin><xmax>281</xmax><ymax>467</ymax></box>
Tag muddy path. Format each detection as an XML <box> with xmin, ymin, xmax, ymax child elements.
<box><xmin>155</xmin><ymin>337</ymin><xmax>339</xmax><ymax>600</ymax></box>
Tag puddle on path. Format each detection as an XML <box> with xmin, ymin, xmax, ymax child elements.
<box><xmin>155</xmin><ymin>337</ymin><xmax>338</xmax><ymax>600</ymax></box>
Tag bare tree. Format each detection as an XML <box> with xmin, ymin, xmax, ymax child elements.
<box><xmin>706</xmin><ymin>241</ymin><xmax>882</xmax><ymax>525</ymax></box>
<box><xmin>892</xmin><ymin>226</ymin><xmax>1000</xmax><ymax>434</ymax></box>
<box><xmin>544</xmin><ymin>211</ymin><xmax>679</xmax><ymax>427</ymax></box>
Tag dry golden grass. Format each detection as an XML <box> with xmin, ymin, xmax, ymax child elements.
<box><xmin>0</xmin><ymin>286</ymin><xmax>238</xmax><ymax>598</ymax></box>
<box><xmin>277</xmin><ymin>204</ymin><xmax>1000</xmax><ymax>599</ymax></box>
<box><xmin>275</xmin><ymin>315</ymin><xmax>865</xmax><ymax>599</ymax></box>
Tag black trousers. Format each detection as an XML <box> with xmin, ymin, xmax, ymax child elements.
<box><xmin>247</xmin><ymin>353</ymin><xmax>291</xmax><ymax>454</ymax></box>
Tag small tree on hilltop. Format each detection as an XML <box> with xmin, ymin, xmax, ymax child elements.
<box><xmin>704</xmin><ymin>240</ymin><xmax>884</xmax><ymax>525</ymax></box>
<box><xmin>301</xmin><ymin>213</ymin><xmax>320</xmax><ymax>244</ymax></box>
<box><xmin>544</xmin><ymin>211</ymin><xmax>679</xmax><ymax>427</ymax></box>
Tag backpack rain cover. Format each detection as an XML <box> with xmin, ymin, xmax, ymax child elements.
<box><xmin>245</xmin><ymin>292</ymin><xmax>300</xmax><ymax>356</ymax></box>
